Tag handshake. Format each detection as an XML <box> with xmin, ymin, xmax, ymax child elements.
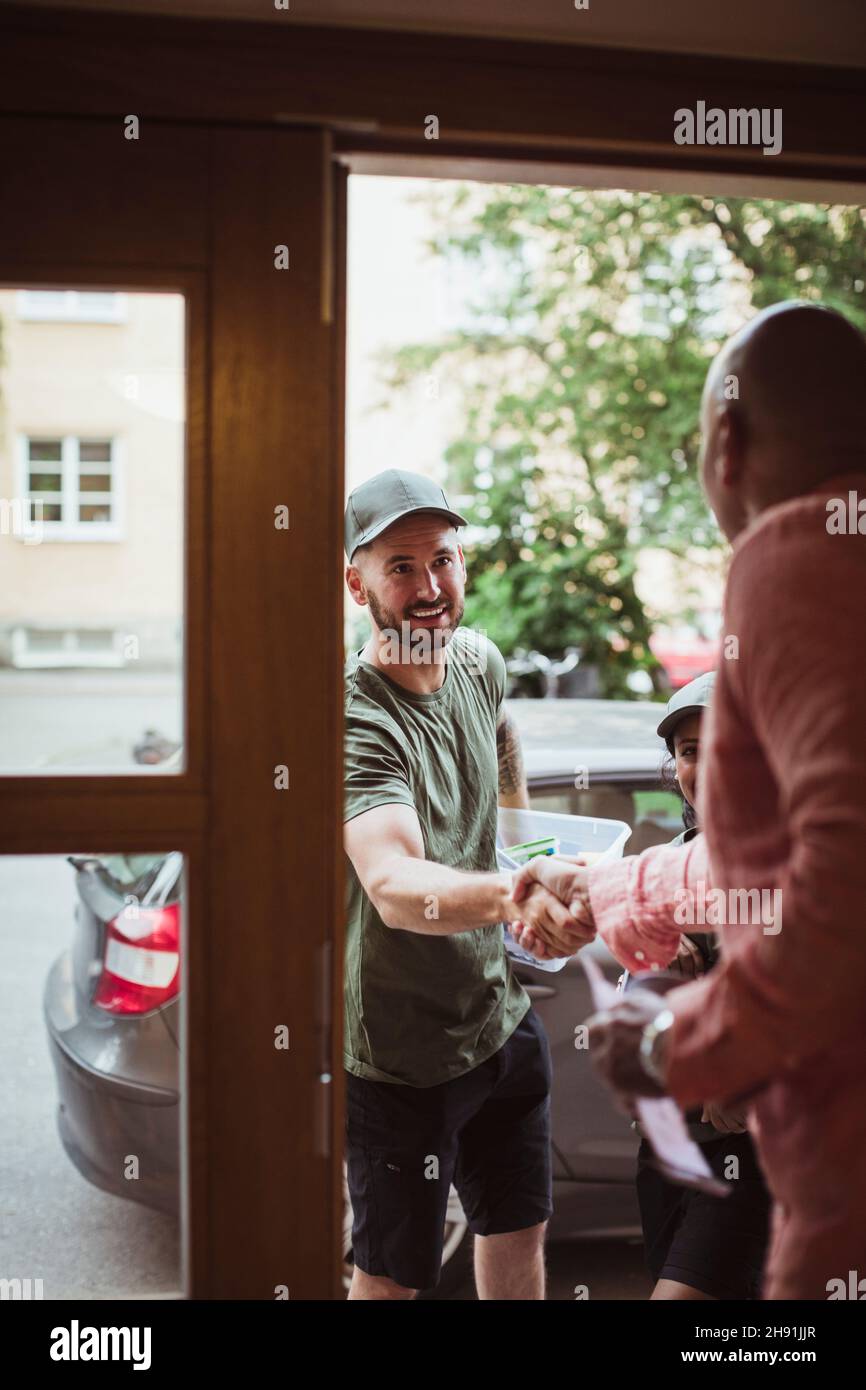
<box><xmin>504</xmin><ymin>854</ymin><xmax>596</xmax><ymax>961</ymax></box>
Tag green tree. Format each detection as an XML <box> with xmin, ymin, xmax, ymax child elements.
<box><xmin>384</xmin><ymin>186</ymin><xmax>866</xmax><ymax>696</ymax></box>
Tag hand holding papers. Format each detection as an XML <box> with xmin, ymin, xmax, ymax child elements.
<box><xmin>582</xmin><ymin>954</ymin><xmax>730</xmax><ymax>1198</ymax></box>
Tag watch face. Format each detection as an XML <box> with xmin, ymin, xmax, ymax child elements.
<box><xmin>641</xmin><ymin>1009</ymin><xmax>674</xmax><ymax>1085</ymax></box>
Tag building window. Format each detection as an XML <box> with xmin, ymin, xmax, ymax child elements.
<box><xmin>16</xmin><ymin>436</ymin><xmax>123</xmax><ymax>541</ymax></box>
<box><xmin>16</xmin><ymin>290</ymin><xmax>128</xmax><ymax>323</ymax></box>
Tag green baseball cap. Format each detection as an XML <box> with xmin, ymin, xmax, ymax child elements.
<box><xmin>345</xmin><ymin>469</ymin><xmax>468</xmax><ymax>561</ymax></box>
<box><xmin>656</xmin><ymin>670</ymin><xmax>716</xmax><ymax>751</ymax></box>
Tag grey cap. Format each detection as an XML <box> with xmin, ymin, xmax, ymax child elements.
<box><xmin>345</xmin><ymin>469</ymin><xmax>468</xmax><ymax>561</ymax></box>
<box><xmin>656</xmin><ymin>670</ymin><xmax>716</xmax><ymax>751</ymax></box>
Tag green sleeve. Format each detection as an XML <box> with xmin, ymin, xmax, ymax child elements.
<box><xmin>344</xmin><ymin>710</ymin><xmax>416</xmax><ymax>825</ymax></box>
<box><xmin>479</xmin><ymin>633</ymin><xmax>507</xmax><ymax>715</ymax></box>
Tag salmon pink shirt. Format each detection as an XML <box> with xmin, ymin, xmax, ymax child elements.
<box><xmin>587</xmin><ymin>472</ymin><xmax>866</xmax><ymax>1298</ymax></box>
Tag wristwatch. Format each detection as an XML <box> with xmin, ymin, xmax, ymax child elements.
<box><xmin>639</xmin><ymin>1007</ymin><xmax>675</xmax><ymax>1087</ymax></box>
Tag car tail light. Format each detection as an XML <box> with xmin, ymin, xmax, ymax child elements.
<box><xmin>92</xmin><ymin>903</ymin><xmax>180</xmax><ymax>1015</ymax></box>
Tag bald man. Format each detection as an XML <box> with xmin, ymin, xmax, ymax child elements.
<box><xmin>512</xmin><ymin>301</ymin><xmax>866</xmax><ymax>1300</ymax></box>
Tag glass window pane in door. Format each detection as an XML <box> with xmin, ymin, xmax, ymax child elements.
<box><xmin>0</xmin><ymin>289</ymin><xmax>185</xmax><ymax>774</ymax></box>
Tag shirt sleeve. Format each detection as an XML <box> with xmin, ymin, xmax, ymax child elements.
<box><xmin>344</xmin><ymin>707</ymin><xmax>416</xmax><ymax>825</ymax></box>
<box><xmin>479</xmin><ymin>632</ymin><xmax>507</xmax><ymax>718</ymax></box>
<box><xmin>587</xmin><ymin>834</ymin><xmax>709</xmax><ymax>971</ymax></box>
<box><xmin>661</xmin><ymin>513</ymin><xmax>866</xmax><ymax>1107</ymax></box>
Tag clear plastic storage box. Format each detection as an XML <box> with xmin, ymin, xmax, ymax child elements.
<box><xmin>497</xmin><ymin>806</ymin><xmax>631</xmax><ymax>868</ymax></box>
<box><xmin>497</xmin><ymin>806</ymin><xmax>632</xmax><ymax>972</ymax></box>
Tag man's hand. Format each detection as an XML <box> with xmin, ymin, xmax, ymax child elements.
<box><xmin>586</xmin><ymin>988</ymin><xmax>671</xmax><ymax>1100</ymax></box>
<box><xmin>672</xmin><ymin>934</ymin><xmax>706</xmax><ymax>980</ymax></box>
<box><xmin>701</xmin><ymin>1101</ymin><xmax>748</xmax><ymax>1133</ymax></box>
<box><xmin>505</xmin><ymin>877</ymin><xmax>592</xmax><ymax>955</ymax></box>
<box><xmin>509</xmin><ymin>855</ymin><xmax>595</xmax><ymax>956</ymax></box>
<box><xmin>508</xmin><ymin>920</ymin><xmax>576</xmax><ymax>961</ymax></box>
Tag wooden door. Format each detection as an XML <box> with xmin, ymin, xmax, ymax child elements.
<box><xmin>0</xmin><ymin>116</ymin><xmax>345</xmax><ymax>1299</ymax></box>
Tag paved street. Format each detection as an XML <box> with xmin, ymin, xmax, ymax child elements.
<box><xmin>0</xmin><ymin>670</ymin><xmax>181</xmax><ymax>774</ymax></box>
<box><xmin>0</xmin><ymin>855</ymin><xmax>181</xmax><ymax>1299</ymax></box>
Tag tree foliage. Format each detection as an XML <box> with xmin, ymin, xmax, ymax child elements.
<box><xmin>384</xmin><ymin>186</ymin><xmax>866</xmax><ymax>696</ymax></box>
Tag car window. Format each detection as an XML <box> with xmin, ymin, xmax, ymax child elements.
<box><xmin>86</xmin><ymin>854</ymin><xmax>167</xmax><ymax>887</ymax></box>
<box><xmin>528</xmin><ymin>783</ymin><xmax>684</xmax><ymax>855</ymax></box>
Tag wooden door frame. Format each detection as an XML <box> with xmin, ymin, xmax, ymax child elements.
<box><xmin>0</xmin><ymin>116</ymin><xmax>346</xmax><ymax>1299</ymax></box>
<box><xmin>199</xmin><ymin>124</ymin><xmax>345</xmax><ymax>1299</ymax></box>
<box><xmin>1</xmin><ymin>4</ymin><xmax>865</xmax><ymax>178</ymax></box>
<box><xmin>0</xmin><ymin>261</ymin><xmax>208</xmax><ymax>845</ymax></box>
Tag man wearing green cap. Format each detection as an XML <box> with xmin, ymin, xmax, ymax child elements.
<box><xmin>342</xmin><ymin>468</ymin><xmax>589</xmax><ymax>1301</ymax></box>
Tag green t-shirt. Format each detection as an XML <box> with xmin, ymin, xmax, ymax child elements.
<box><xmin>343</xmin><ymin>628</ymin><xmax>529</xmax><ymax>1087</ymax></box>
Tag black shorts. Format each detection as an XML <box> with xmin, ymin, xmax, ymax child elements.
<box><xmin>345</xmin><ymin>1007</ymin><xmax>553</xmax><ymax>1290</ymax></box>
<box><xmin>636</xmin><ymin>1131</ymin><xmax>772</xmax><ymax>1300</ymax></box>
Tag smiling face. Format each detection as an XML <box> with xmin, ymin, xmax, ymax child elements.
<box><xmin>672</xmin><ymin>711</ymin><xmax>703</xmax><ymax>812</ymax></box>
<box><xmin>346</xmin><ymin>512</ymin><xmax>466</xmax><ymax>650</ymax></box>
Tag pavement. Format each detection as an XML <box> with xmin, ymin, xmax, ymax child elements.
<box><xmin>0</xmin><ymin>669</ymin><xmax>181</xmax><ymax>774</ymax></box>
<box><xmin>0</xmin><ymin>855</ymin><xmax>180</xmax><ymax>1299</ymax></box>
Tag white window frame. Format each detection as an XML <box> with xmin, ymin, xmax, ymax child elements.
<box><xmin>16</xmin><ymin>290</ymin><xmax>128</xmax><ymax>323</ymax></box>
<box><xmin>15</xmin><ymin>434</ymin><xmax>125</xmax><ymax>542</ymax></box>
<box><xmin>9</xmin><ymin>625</ymin><xmax>129</xmax><ymax>670</ymax></box>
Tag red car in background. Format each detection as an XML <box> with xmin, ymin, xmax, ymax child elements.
<box><xmin>650</xmin><ymin>612</ymin><xmax>720</xmax><ymax>689</ymax></box>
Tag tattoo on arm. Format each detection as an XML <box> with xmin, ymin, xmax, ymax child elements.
<box><xmin>496</xmin><ymin>709</ymin><xmax>526</xmax><ymax>798</ymax></box>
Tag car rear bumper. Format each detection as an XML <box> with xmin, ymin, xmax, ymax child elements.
<box><xmin>46</xmin><ymin>1027</ymin><xmax>180</xmax><ymax>1216</ymax></box>
<box><xmin>44</xmin><ymin>952</ymin><xmax>180</xmax><ymax>1217</ymax></box>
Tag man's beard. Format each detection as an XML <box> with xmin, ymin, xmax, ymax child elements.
<box><xmin>366</xmin><ymin>589</ymin><xmax>464</xmax><ymax>648</ymax></box>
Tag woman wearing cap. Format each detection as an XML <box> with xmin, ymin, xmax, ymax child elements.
<box><xmin>622</xmin><ymin>672</ymin><xmax>773</xmax><ymax>1301</ymax></box>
